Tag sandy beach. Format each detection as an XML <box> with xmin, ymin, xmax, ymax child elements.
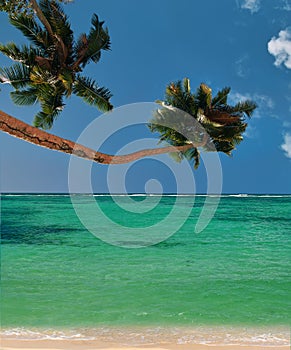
<box><xmin>1</xmin><ymin>325</ymin><xmax>290</xmax><ymax>350</ymax></box>
<box><xmin>1</xmin><ymin>339</ymin><xmax>290</xmax><ymax>350</ymax></box>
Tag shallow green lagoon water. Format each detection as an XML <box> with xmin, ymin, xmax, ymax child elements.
<box><xmin>1</xmin><ymin>194</ymin><xmax>290</xmax><ymax>330</ymax></box>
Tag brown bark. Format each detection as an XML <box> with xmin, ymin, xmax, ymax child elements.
<box><xmin>30</xmin><ymin>0</ymin><xmax>68</xmax><ymax>66</ymax></box>
<box><xmin>0</xmin><ymin>110</ymin><xmax>206</xmax><ymax>164</ymax></box>
<box><xmin>30</xmin><ymin>0</ymin><xmax>55</xmax><ymax>38</ymax></box>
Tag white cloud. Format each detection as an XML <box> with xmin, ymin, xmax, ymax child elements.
<box><xmin>280</xmin><ymin>0</ymin><xmax>291</xmax><ymax>11</ymax></box>
<box><xmin>228</xmin><ymin>91</ymin><xmax>274</xmax><ymax>139</ymax></box>
<box><xmin>241</xmin><ymin>0</ymin><xmax>261</xmax><ymax>13</ymax></box>
<box><xmin>275</xmin><ymin>0</ymin><xmax>291</xmax><ymax>10</ymax></box>
<box><xmin>235</xmin><ymin>55</ymin><xmax>250</xmax><ymax>78</ymax></box>
<box><xmin>283</xmin><ymin>121</ymin><xmax>291</xmax><ymax>128</ymax></box>
<box><xmin>254</xmin><ymin>94</ymin><xmax>275</xmax><ymax>109</ymax></box>
<box><xmin>228</xmin><ymin>92</ymin><xmax>275</xmax><ymax>141</ymax></box>
<box><xmin>229</xmin><ymin>92</ymin><xmax>274</xmax><ymax>112</ymax></box>
<box><xmin>268</xmin><ymin>28</ymin><xmax>291</xmax><ymax>69</ymax></box>
<box><xmin>281</xmin><ymin>133</ymin><xmax>291</xmax><ymax>158</ymax></box>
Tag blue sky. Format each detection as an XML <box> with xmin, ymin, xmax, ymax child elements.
<box><xmin>1</xmin><ymin>0</ymin><xmax>291</xmax><ymax>193</ymax></box>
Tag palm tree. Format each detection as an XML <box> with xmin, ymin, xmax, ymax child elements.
<box><xmin>0</xmin><ymin>2</ymin><xmax>257</xmax><ymax>168</ymax></box>
<box><xmin>0</xmin><ymin>0</ymin><xmax>112</xmax><ymax>129</ymax></box>
<box><xmin>149</xmin><ymin>78</ymin><xmax>257</xmax><ymax>168</ymax></box>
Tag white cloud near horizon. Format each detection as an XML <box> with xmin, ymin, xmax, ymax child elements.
<box><xmin>267</xmin><ymin>28</ymin><xmax>291</xmax><ymax>69</ymax></box>
<box><xmin>281</xmin><ymin>133</ymin><xmax>291</xmax><ymax>158</ymax></box>
<box><xmin>241</xmin><ymin>0</ymin><xmax>261</xmax><ymax>13</ymax></box>
<box><xmin>229</xmin><ymin>92</ymin><xmax>274</xmax><ymax>112</ymax></box>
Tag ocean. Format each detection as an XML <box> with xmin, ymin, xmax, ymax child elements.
<box><xmin>1</xmin><ymin>194</ymin><xmax>290</xmax><ymax>346</ymax></box>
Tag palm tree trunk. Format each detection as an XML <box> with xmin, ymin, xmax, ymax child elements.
<box><xmin>30</xmin><ymin>0</ymin><xmax>68</xmax><ymax>63</ymax></box>
<box><xmin>0</xmin><ymin>110</ymin><xmax>202</xmax><ymax>164</ymax></box>
<box><xmin>30</xmin><ymin>0</ymin><xmax>55</xmax><ymax>38</ymax></box>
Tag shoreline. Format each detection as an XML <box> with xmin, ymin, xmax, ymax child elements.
<box><xmin>1</xmin><ymin>325</ymin><xmax>289</xmax><ymax>349</ymax></box>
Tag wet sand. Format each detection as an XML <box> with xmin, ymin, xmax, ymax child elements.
<box><xmin>1</xmin><ymin>339</ymin><xmax>290</xmax><ymax>350</ymax></box>
<box><xmin>1</xmin><ymin>338</ymin><xmax>290</xmax><ymax>350</ymax></box>
<box><xmin>1</xmin><ymin>325</ymin><xmax>289</xmax><ymax>350</ymax></box>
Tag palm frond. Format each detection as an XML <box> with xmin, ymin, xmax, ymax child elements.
<box><xmin>29</xmin><ymin>66</ymin><xmax>58</xmax><ymax>85</ymax></box>
<box><xmin>58</xmin><ymin>68</ymin><xmax>74</xmax><ymax>96</ymax></box>
<box><xmin>86</xmin><ymin>14</ymin><xmax>111</xmax><ymax>61</ymax></box>
<box><xmin>40</xmin><ymin>94</ymin><xmax>64</xmax><ymax>115</ymax></box>
<box><xmin>164</xmin><ymin>80</ymin><xmax>196</xmax><ymax>114</ymax></box>
<box><xmin>35</xmin><ymin>83</ymin><xmax>65</xmax><ymax>112</ymax></box>
<box><xmin>205</xmin><ymin>109</ymin><xmax>241</xmax><ymax>125</ymax></box>
<box><xmin>75</xmin><ymin>14</ymin><xmax>110</xmax><ymax>68</ymax></box>
<box><xmin>150</xmin><ymin>78</ymin><xmax>257</xmax><ymax>168</ymax></box>
<box><xmin>184</xmin><ymin>147</ymin><xmax>200</xmax><ymax>169</ymax></box>
<box><xmin>195</xmin><ymin>83</ymin><xmax>212</xmax><ymax>110</ymax></box>
<box><xmin>213</xmin><ymin>140</ymin><xmax>234</xmax><ymax>155</ymax></box>
<box><xmin>169</xmin><ymin>151</ymin><xmax>184</xmax><ymax>163</ymax></box>
<box><xmin>33</xmin><ymin>109</ymin><xmax>61</xmax><ymax>129</ymax></box>
<box><xmin>73</xmin><ymin>75</ymin><xmax>113</xmax><ymax>111</ymax></box>
<box><xmin>231</xmin><ymin>100</ymin><xmax>257</xmax><ymax>117</ymax></box>
<box><xmin>9</xmin><ymin>14</ymin><xmax>50</xmax><ymax>50</ymax></box>
<box><xmin>149</xmin><ymin>120</ymin><xmax>187</xmax><ymax>147</ymax></box>
<box><xmin>74</xmin><ymin>33</ymin><xmax>88</xmax><ymax>64</ymax></box>
<box><xmin>10</xmin><ymin>87</ymin><xmax>38</xmax><ymax>105</ymax></box>
<box><xmin>0</xmin><ymin>42</ymin><xmax>42</xmax><ymax>66</ymax></box>
<box><xmin>183</xmin><ymin>77</ymin><xmax>191</xmax><ymax>94</ymax></box>
<box><xmin>169</xmin><ymin>147</ymin><xmax>200</xmax><ymax>169</ymax></box>
<box><xmin>33</xmin><ymin>86</ymin><xmax>65</xmax><ymax>129</ymax></box>
<box><xmin>39</xmin><ymin>0</ymin><xmax>73</xmax><ymax>49</ymax></box>
<box><xmin>165</xmin><ymin>80</ymin><xmax>182</xmax><ymax>103</ymax></box>
<box><xmin>0</xmin><ymin>63</ymin><xmax>30</xmax><ymax>88</ymax></box>
<box><xmin>212</xmin><ymin>87</ymin><xmax>231</xmax><ymax>107</ymax></box>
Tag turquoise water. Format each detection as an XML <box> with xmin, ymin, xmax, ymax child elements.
<box><xmin>1</xmin><ymin>194</ymin><xmax>291</xmax><ymax>331</ymax></box>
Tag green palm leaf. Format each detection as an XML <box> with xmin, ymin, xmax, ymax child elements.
<box><xmin>195</xmin><ymin>83</ymin><xmax>212</xmax><ymax>110</ymax></box>
<box><xmin>0</xmin><ymin>42</ymin><xmax>42</xmax><ymax>66</ymax></box>
<box><xmin>231</xmin><ymin>100</ymin><xmax>257</xmax><ymax>117</ymax></box>
<box><xmin>29</xmin><ymin>66</ymin><xmax>57</xmax><ymax>85</ymax></box>
<box><xmin>1</xmin><ymin>4</ymin><xmax>115</xmax><ymax>129</ymax></box>
<box><xmin>73</xmin><ymin>75</ymin><xmax>113</xmax><ymax>112</ymax></box>
<box><xmin>39</xmin><ymin>0</ymin><xmax>73</xmax><ymax>49</ymax></box>
<box><xmin>33</xmin><ymin>85</ymin><xmax>65</xmax><ymax>129</ymax></box>
<box><xmin>149</xmin><ymin>78</ymin><xmax>257</xmax><ymax>168</ymax></box>
<box><xmin>75</xmin><ymin>14</ymin><xmax>110</xmax><ymax>68</ymax></box>
<box><xmin>169</xmin><ymin>151</ymin><xmax>184</xmax><ymax>163</ymax></box>
<box><xmin>9</xmin><ymin>14</ymin><xmax>50</xmax><ymax>50</ymax></box>
<box><xmin>213</xmin><ymin>140</ymin><xmax>234</xmax><ymax>155</ymax></box>
<box><xmin>184</xmin><ymin>147</ymin><xmax>200</xmax><ymax>169</ymax></box>
<box><xmin>183</xmin><ymin>77</ymin><xmax>191</xmax><ymax>94</ymax></box>
<box><xmin>164</xmin><ymin>79</ymin><xmax>196</xmax><ymax>115</ymax></box>
<box><xmin>212</xmin><ymin>87</ymin><xmax>231</xmax><ymax>107</ymax></box>
<box><xmin>35</xmin><ymin>83</ymin><xmax>65</xmax><ymax>113</ymax></box>
<box><xmin>10</xmin><ymin>88</ymin><xmax>38</xmax><ymax>105</ymax></box>
<box><xmin>33</xmin><ymin>109</ymin><xmax>61</xmax><ymax>129</ymax></box>
<box><xmin>87</xmin><ymin>14</ymin><xmax>110</xmax><ymax>59</ymax></box>
<box><xmin>58</xmin><ymin>68</ymin><xmax>74</xmax><ymax>96</ymax></box>
<box><xmin>0</xmin><ymin>63</ymin><xmax>30</xmax><ymax>88</ymax></box>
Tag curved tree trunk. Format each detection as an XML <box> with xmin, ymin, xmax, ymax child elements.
<box><xmin>0</xmin><ymin>110</ymin><xmax>205</xmax><ymax>164</ymax></box>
